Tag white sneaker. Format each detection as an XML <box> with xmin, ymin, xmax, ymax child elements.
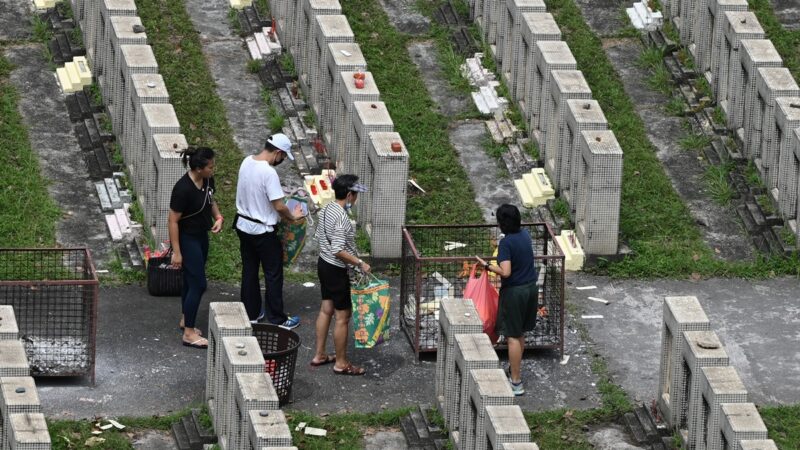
<box><xmin>509</xmin><ymin>379</ymin><xmax>525</xmax><ymax>396</ymax></box>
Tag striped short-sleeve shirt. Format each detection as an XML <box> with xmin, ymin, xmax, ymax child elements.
<box><xmin>315</xmin><ymin>202</ymin><xmax>357</xmax><ymax>268</ymax></box>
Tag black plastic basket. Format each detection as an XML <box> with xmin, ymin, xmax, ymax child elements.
<box><xmin>146</xmin><ymin>255</ymin><xmax>182</xmax><ymax>297</ymax></box>
<box><xmin>251</xmin><ymin>324</ymin><xmax>300</xmax><ymax>405</ymax></box>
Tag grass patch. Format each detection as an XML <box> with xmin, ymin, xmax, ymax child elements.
<box><xmin>745</xmin><ymin>160</ymin><xmax>765</xmax><ymax>188</ymax></box>
<box><xmin>664</xmin><ymin>94</ymin><xmax>685</xmax><ymax>116</ymax></box>
<box><xmin>268</xmin><ymin>103</ymin><xmax>285</xmax><ymax>131</ymax></box>
<box><xmin>31</xmin><ymin>14</ymin><xmax>53</xmax><ymax>43</ymax></box>
<box><xmin>645</xmin><ymin>64</ymin><xmax>673</xmax><ymax>95</ymax></box>
<box><xmin>551</xmin><ymin>197</ymin><xmax>572</xmax><ymax>225</ymax></box>
<box><xmin>483</xmin><ymin>136</ymin><xmax>506</xmax><ymax>159</ymax></box>
<box><xmin>0</xmin><ymin>55</ymin><xmax>60</xmax><ymax>247</ymax></box>
<box><xmin>341</xmin><ymin>0</ymin><xmax>483</xmax><ymax>224</ymax></box>
<box><xmin>280</xmin><ymin>52</ymin><xmax>296</xmax><ymax>77</ymax></box>
<box><xmin>678</xmin><ymin>132</ymin><xmax>713</xmax><ymax>151</ymax></box>
<box><xmin>246</xmin><ymin>58</ymin><xmax>262</xmax><ymax>74</ymax></box>
<box><xmin>756</xmin><ymin>194</ymin><xmax>776</xmax><ymax>216</ymax></box>
<box><xmin>427</xmin><ymin>21</ymin><xmax>474</xmax><ymax>96</ymax></box>
<box><xmin>227</xmin><ymin>8</ymin><xmax>242</xmax><ymax>36</ymax></box>
<box><xmin>544</xmin><ymin>0</ymin><xmax>800</xmax><ymax>278</ymax></box>
<box><xmin>135</xmin><ymin>0</ymin><xmax>250</xmax><ymax>282</ymax></box>
<box><xmin>712</xmin><ymin>105</ymin><xmax>726</xmax><ymax>125</ymax></box>
<box><xmin>704</xmin><ymin>163</ymin><xmax>734</xmax><ymax>205</ymax></box>
<box><xmin>637</xmin><ymin>47</ymin><xmax>664</xmax><ymax>71</ymax></box>
<box><xmin>48</xmin><ymin>409</ymin><xmax>188</xmax><ymax>449</ymax></box>
<box><xmin>760</xmin><ymin>404</ymin><xmax>800</xmax><ymax>449</ymax></box>
<box><xmin>286</xmin><ymin>408</ymin><xmax>411</xmax><ymax>449</ymax></box>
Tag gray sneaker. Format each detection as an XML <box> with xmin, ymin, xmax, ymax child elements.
<box><xmin>509</xmin><ymin>379</ymin><xmax>525</xmax><ymax>396</ymax></box>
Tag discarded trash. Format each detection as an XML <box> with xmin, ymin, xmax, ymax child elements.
<box><xmin>587</xmin><ymin>297</ymin><xmax>609</xmax><ymax>304</ymax></box>
<box><xmin>84</xmin><ymin>437</ymin><xmax>105</xmax><ymax>447</ymax></box>
<box><xmin>339</xmin><ymin>49</ymin><xmax>352</xmax><ymax>57</ymax></box>
<box><xmin>295</xmin><ymin>422</ymin><xmax>307</xmax><ymax>431</ymax></box>
<box><xmin>99</xmin><ymin>424</ymin><xmax>113</xmax><ymax>430</ymax></box>
<box><xmin>560</xmin><ymin>355</ymin><xmax>570</xmax><ymax>365</ymax></box>
<box><xmin>581</xmin><ymin>315</ymin><xmax>604</xmax><ymax>319</ymax></box>
<box><xmin>408</xmin><ymin>179</ymin><xmax>426</xmax><ymax>193</ymax></box>
<box><xmin>443</xmin><ymin>241</ymin><xmax>466</xmax><ymax>251</ymax></box>
<box><xmin>108</xmin><ymin>419</ymin><xmax>125</xmax><ymax>430</ymax></box>
<box><xmin>302</xmin><ymin>282</ymin><xmax>315</xmax><ymax>288</ymax></box>
<box><xmin>304</xmin><ymin>426</ymin><xmax>327</xmax><ymax>437</ymax></box>
<box><xmin>96</xmin><ymin>269</ymin><xmax>109</xmax><ymax>274</ymax></box>
<box><xmin>576</xmin><ymin>285</ymin><xmax>596</xmax><ymax>290</ymax></box>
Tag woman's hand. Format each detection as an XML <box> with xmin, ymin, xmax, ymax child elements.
<box><xmin>359</xmin><ymin>261</ymin><xmax>372</xmax><ymax>274</ymax></box>
<box><xmin>211</xmin><ymin>216</ymin><xmax>223</xmax><ymax>233</ymax></box>
<box><xmin>171</xmin><ymin>251</ymin><xmax>183</xmax><ymax>269</ymax></box>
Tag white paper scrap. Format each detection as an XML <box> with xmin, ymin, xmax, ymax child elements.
<box><xmin>587</xmin><ymin>297</ymin><xmax>609</xmax><ymax>304</ymax></box>
<box><xmin>340</xmin><ymin>49</ymin><xmax>352</xmax><ymax>57</ymax></box>
<box><xmin>295</xmin><ymin>422</ymin><xmax>307</xmax><ymax>431</ymax></box>
<box><xmin>304</xmin><ymin>426</ymin><xmax>327</xmax><ymax>437</ymax></box>
<box><xmin>560</xmin><ymin>355</ymin><xmax>570</xmax><ymax>365</ymax></box>
<box><xmin>108</xmin><ymin>420</ymin><xmax>125</xmax><ymax>430</ymax></box>
<box><xmin>99</xmin><ymin>424</ymin><xmax>114</xmax><ymax>430</ymax></box>
<box><xmin>302</xmin><ymin>282</ymin><xmax>315</xmax><ymax>288</ymax></box>
<box><xmin>576</xmin><ymin>285</ymin><xmax>596</xmax><ymax>290</ymax></box>
<box><xmin>581</xmin><ymin>315</ymin><xmax>604</xmax><ymax>319</ymax></box>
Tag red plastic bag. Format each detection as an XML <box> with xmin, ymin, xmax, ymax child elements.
<box><xmin>463</xmin><ymin>264</ymin><xmax>499</xmax><ymax>343</ymax></box>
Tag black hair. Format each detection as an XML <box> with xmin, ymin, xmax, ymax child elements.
<box><xmin>333</xmin><ymin>174</ymin><xmax>359</xmax><ymax>200</ymax></box>
<box><xmin>264</xmin><ymin>135</ymin><xmax>279</xmax><ymax>152</ymax></box>
<box><xmin>496</xmin><ymin>204</ymin><xmax>521</xmax><ymax>234</ymax></box>
<box><xmin>181</xmin><ymin>146</ymin><xmax>215</xmax><ymax>170</ymax></box>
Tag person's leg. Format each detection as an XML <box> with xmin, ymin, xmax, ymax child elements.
<box><xmin>237</xmin><ymin>230</ymin><xmax>263</xmax><ymax>321</ymax></box>
<box><xmin>332</xmin><ymin>307</ymin><xmax>353</xmax><ymax>369</ymax></box>
<box><xmin>180</xmin><ymin>233</ymin><xmax>208</xmax><ymax>344</ymax></box>
<box><xmin>261</xmin><ymin>232</ymin><xmax>287</xmax><ymax>324</ymax></box>
<box><xmin>312</xmin><ymin>299</ymin><xmax>335</xmax><ymax>363</ymax></box>
<box><xmin>507</xmin><ymin>336</ymin><xmax>524</xmax><ymax>383</ymax></box>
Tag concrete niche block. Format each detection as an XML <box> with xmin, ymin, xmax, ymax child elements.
<box><xmin>499</xmin><ymin>0</ymin><xmax>546</xmax><ymax>94</ymax></box>
<box><xmin>717</xmin><ymin>12</ymin><xmax>764</xmax><ymax>112</ymax></box>
<box><xmin>463</xmin><ymin>369</ymin><xmax>514</xmax><ymax>450</ymax></box>
<box><xmin>678</xmin><ymin>0</ymin><xmax>702</xmax><ymax>45</ymax></box>
<box><xmin>7</xmin><ymin>413</ymin><xmax>50</xmax><ymax>450</ymax></box>
<box><xmin>451</xmin><ymin>334</ymin><xmax>499</xmax><ymax>445</ymax></box>
<box><xmin>122</xmin><ymin>73</ymin><xmax>169</xmax><ymax>165</ymax></box>
<box><xmin>790</xmin><ymin>130</ymin><xmax>800</xmax><ymax>227</ymax></box>
<box><xmin>574</xmin><ymin>130</ymin><xmax>622</xmax><ymax>256</ymax></box>
<box><xmin>562</xmin><ymin>100</ymin><xmax>607</xmax><ymax>208</ymax></box>
<box><xmin>772</xmin><ymin>98</ymin><xmax>800</xmax><ymax>216</ymax></box>
<box><xmin>0</xmin><ymin>377</ymin><xmax>41</xmax><ymax>450</ymax></box>
<box><xmin>331</xmin><ymin>71</ymin><xmax>379</xmax><ymax>163</ymax></box>
<box><xmin>696</xmin><ymin>0</ymin><xmax>747</xmax><ymax>75</ymax></box>
<box><xmin>152</xmin><ymin>134</ymin><xmax>188</xmax><ymax>242</ymax></box>
<box><xmin>218</xmin><ymin>336</ymin><xmax>264</xmax><ymax>450</ymax></box>
<box><xmin>720</xmin><ymin>403</ymin><xmax>768</xmax><ymax>449</ymax></box>
<box><xmin>656</xmin><ymin>296</ymin><xmax>710</xmax><ymax>429</ymax></box>
<box><xmin>436</xmin><ymin>298</ymin><xmax>483</xmax><ymax>428</ymax></box>
<box><xmin>87</xmin><ymin>0</ymin><xmax>136</xmax><ymax>68</ymax></box>
<box><xmin>0</xmin><ymin>306</ymin><xmax>19</xmax><ymax>340</ymax></box>
<box><xmin>328</xmin><ymin>42</ymin><xmax>367</xmax><ymax>160</ymax></box>
<box><xmin>502</xmin><ymin>444</ymin><xmax>540</xmax><ymax>450</ymax></box>
<box><xmin>484</xmin><ymin>405</ymin><xmax>530</xmax><ymax>449</ymax></box>
<box><xmin>249</xmin><ymin>409</ymin><xmax>292</xmax><ymax>447</ymax></box>
<box><xmin>271</xmin><ymin>0</ymin><xmax>297</xmax><ymax>49</ymax></box>
<box><xmin>206</xmin><ymin>302</ymin><xmax>251</xmax><ymax>425</ymax></box>
<box><xmin>113</xmin><ymin>45</ymin><xmax>158</xmax><ymax>139</ymax></box>
<box><xmin>516</xmin><ymin>13</ymin><xmax>560</xmax><ymax>109</ymax></box>
<box><xmin>528</xmin><ymin>41</ymin><xmax>576</xmax><ymax>140</ymax></box>
<box><xmin>482</xmin><ymin>0</ymin><xmax>500</xmax><ymax>47</ymax></box>
<box><xmin>733</xmin><ymin>39</ymin><xmax>782</xmax><ymax>133</ymax></box>
<box><xmin>677</xmin><ymin>330</ymin><xmax>729</xmax><ymax>440</ymax></box>
<box><xmin>345</xmin><ymin>101</ymin><xmax>393</xmax><ymax>185</ymax></box>
<box><xmin>690</xmin><ymin>366</ymin><xmax>748</xmax><ymax>450</ymax></box>
<box><xmin>0</xmin><ymin>341</ymin><xmax>30</xmax><ymax>377</ymax></box>
<box><xmin>103</xmin><ymin>15</ymin><xmax>146</xmax><ymax>117</ymax></box>
<box><xmin>739</xmin><ymin>439</ymin><xmax>779</xmax><ymax>450</ymax></box>
<box><xmin>363</xmin><ymin>132</ymin><xmax>409</xmax><ymax>258</ymax></box>
<box><xmin>749</xmin><ymin>68</ymin><xmax>800</xmax><ymax>174</ymax></box>
<box><xmin>294</xmin><ymin>0</ymin><xmax>341</xmax><ymax>92</ymax></box>
<box><xmin>543</xmin><ymin>70</ymin><xmax>592</xmax><ymax>186</ymax></box>
<box><xmin>309</xmin><ymin>15</ymin><xmax>353</xmax><ymax>118</ymax></box>
<box><xmin>135</xmin><ymin>104</ymin><xmax>180</xmax><ymax>229</ymax></box>
<box><xmin>231</xmin><ymin>373</ymin><xmax>279</xmax><ymax>450</ymax></box>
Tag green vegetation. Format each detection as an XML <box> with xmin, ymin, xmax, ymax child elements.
<box><xmin>280</xmin><ymin>52</ymin><xmax>296</xmax><ymax>77</ymax></box>
<box><xmin>678</xmin><ymin>132</ymin><xmax>713</xmax><ymax>151</ymax></box>
<box><xmin>745</xmin><ymin>160</ymin><xmax>765</xmax><ymax>188</ymax></box>
<box><xmin>341</xmin><ymin>0</ymin><xmax>483</xmax><ymax>224</ymax></box>
<box><xmin>31</xmin><ymin>15</ymin><xmax>53</xmax><ymax>43</ymax></box>
<box><xmin>760</xmin><ymin>404</ymin><xmax>800</xmax><ymax>449</ymax></box>
<box><xmin>756</xmin><ymin>194</ymin><xmax>776</xmax><ymax>216</ymax></box>
<box><xmin>286</xmin><ymin>408</ymin><xmax>411</xmax><ymax>449</ymax></box>
<box><xmin>551</xmin><ymin>197</ymin><xmax>572</xmax><ymax>225</ymax></box>
<box><xmin>228</xmin><ymin>8</ymin><xmax>242</xmax><ymax>35</ymax></box>
<box><xmin>48</xmin><ymin>408</ymin><xmax>187</xmax><ymax>449</ymax></box>
<box><xmin>712</xmin><ymin>105</ymin><xmax>726</xmax><ymax>125</ymax></box>
<box><xmin>247</xmin><ymin>58</ymin><xmax>262</xmax><ymax>74</ymax></box>
<box><xmin>0</xmin><ymin>56</ymin><xmax>60</xmax><ymax>247</ymax></box>
<box><xmin>646</xmin><ymin>64</ymin><xmax>673</xmax><ymax>95</ymax></box>
<box><xmin>665</xmin><ymin>94</ymin><xmax>686</xmax><ymax>116</ymax></box>
<box><xmin>704</xmin><ymin>163</ymin><xmax>735</xmax><ymax>205</ymax></box>
<box><xmin>135</xmin><ymin>0</ymin><xmax>248</xmax><ymax>281</ymax></box>
<box><xmin>544</xmin><ymin>0</ymin><xmax>800</xmax><ymax>278</ymax></box>
<box><xmin>637</xmin><ymin>47</ymin><xmax>664</xmax><ymax>71</ymax></box>
<box><xmin>268</xmin><ymin>103</ymin><xmax>285</xmax><ymax>131</ymax></box>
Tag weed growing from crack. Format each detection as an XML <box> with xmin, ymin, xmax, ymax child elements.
<box><xmin>637</xmin><ymin>47</ymin><xmax>664</xmax><ymax>71</ymax></box>
<box><xmin>646</xmin><ymin>64</ymin><xmax>673</xmax><ymax>95</ymax></box>
<box><xmin>227</xmin><ymin>8</ymin><xmax>241</xmax><ymax>35</ymax></box>
<box><xmin>246</xmin><ymin>58</ymin><xmax>262</xmax><ymax>74</ymax></box>
<box><xmin>267</xmin><ymin>104</ymin><xmax>285</xmax><ymax>132</ymax></box>
<box><xmin>664</xmin><ymin>95</ymin><xmax>685</xmax><ymax>116</ymax></box>
<box><xmin>679</xmin><ymin>133</ymin><xmax>713</xmax><ymax>151</ymax></box>
<box><xmin>704</xmin><ymin>162</ymin><xmax>734</xmax><ymax>205</ymax></box>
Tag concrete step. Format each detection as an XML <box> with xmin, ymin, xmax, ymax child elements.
<box><xmin>190</xmin><ymin>409</ymin><xmax>217</xmax><ymax>445</ymax></box>
<box><xmin>170</xmin><ymin>421</ymin><xmax>192</xmax><ymax>450</ymax></box>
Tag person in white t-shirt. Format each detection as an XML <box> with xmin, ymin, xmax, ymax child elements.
<box><xmin>233</xmin><ymin>134</ymin><xmax>303</xmax><ymax>329</ymax></box>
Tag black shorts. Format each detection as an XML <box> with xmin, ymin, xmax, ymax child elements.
<box><xmin>317</xmin><ymin>257</ymin><xmax>352</xmax><ymax>310</ymax></box>
<box><xmin>496</xmin><ymin>281</ymin><xmax>539</xmax><ymax>338</ymax></box>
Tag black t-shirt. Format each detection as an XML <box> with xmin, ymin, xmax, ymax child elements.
<box><xmin>170</xmin><ymin>173</ymin><xmax>215</xmax><ymax>234</ymax></box>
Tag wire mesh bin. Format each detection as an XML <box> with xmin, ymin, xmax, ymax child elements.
<box><xmin>400</xmin><ymin>224</ymin><xmax>565</xmax><ymax>358</ymax></box>
<box><xmin>251</xmin><ymin>324</ymin><xmax>300</xmax><ymax>406</ymax></box>
<box><xmin>0</xmin><ymin>248</ymin><xmax>99</xmax><ymax>383</ymax></box>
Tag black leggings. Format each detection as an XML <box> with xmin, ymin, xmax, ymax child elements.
<box><xmin>180</xmin><ymin>232</ymin><xmax>209</xmax><ymax>328</ymax></box>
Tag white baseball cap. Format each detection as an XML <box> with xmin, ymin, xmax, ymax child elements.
<box><xmin>265</xmin><ymin>133</ymin><xmax>294</xmax><ymax>160</ymax></box>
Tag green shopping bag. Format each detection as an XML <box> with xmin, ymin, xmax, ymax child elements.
<box><xmin>351</xmin><ymin>274</ymin><xmax>391</xmax><ymax>349</ymax></box>
<box><xmin>276</xmin><ymin>195</ymin><xmax>309</xmax><ymax>267</ymax></box>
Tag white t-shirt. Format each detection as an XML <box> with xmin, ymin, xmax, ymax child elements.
<box><xmin>235</xmin><ymin>156</ymin><xmax>284</xmax><ymax>235</ymax></box>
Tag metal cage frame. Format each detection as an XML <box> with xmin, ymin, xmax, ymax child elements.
<box><xmin>400</xmin><ymin>223</ymin><xmax>565</xmax><ymax>359</ymax></box>
<box><xmin>0</xmin><ymin>248</ymin><xmax>99</xmax><ymax>384</ymax></box>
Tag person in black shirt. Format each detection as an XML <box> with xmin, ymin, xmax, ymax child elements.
<box><xmin>168</xmin><ymin>147</ymin><xmax>224</xmax><ymax>349</ymax></box>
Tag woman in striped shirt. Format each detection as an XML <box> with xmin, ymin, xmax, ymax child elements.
<box><xmin>311</xmin><ymin>174</ymin><xmax>370</xmax><ymax>376</ymax></box>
